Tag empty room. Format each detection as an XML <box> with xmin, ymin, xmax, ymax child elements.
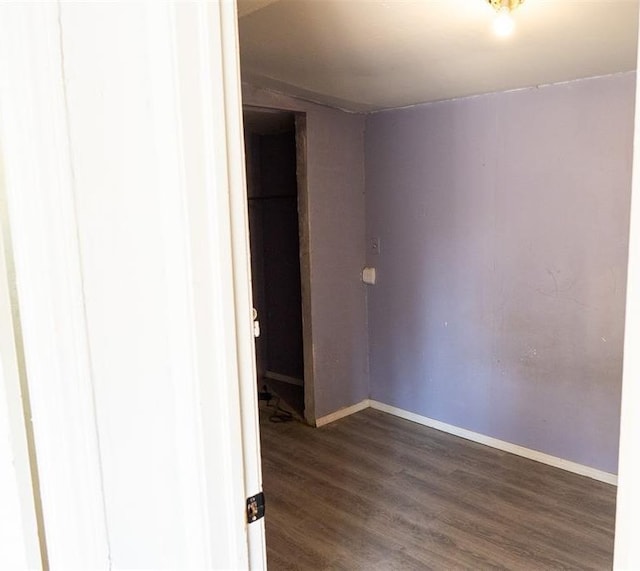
<box><xmin>2</xmin><ymin>2</ymin><xmax>640</xmax><ymax>569</ymax></box>
<box><xmin>238</xmin><ymin>1</ymin><xmax>638</xmax><ymax>569</ymax></box>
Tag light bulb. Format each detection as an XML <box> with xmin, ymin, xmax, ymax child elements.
<box><xmin>493</xmin><ymin>8</ymin><xmax>515</xmax><ymax>37</ymax></box>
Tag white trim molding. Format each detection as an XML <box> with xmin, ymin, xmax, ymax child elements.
<box><xmin>315</xmin><ymin>399</ymin><xmax>371</xmax><ymax>427</ymax></box>
<box><xmin>370</xmin><ymin>401</ymin><xmax>618</xmax><ymax>486</ymax></box>
<box><xmin>310</xmin><ymin>398</ymin><xmax>618</xmax><ymax>484</ymax></box>
<box><xmin>212</xmin><ymin>0</ymin><xmax>268</xmax><ymax>567</ymax></box>
<box><xmin>314</xmin><ymin>398</ymin><xmax>617</xmax><ymax>484</ymax></box>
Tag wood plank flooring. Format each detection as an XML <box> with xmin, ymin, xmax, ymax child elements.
<box><xmin>259</xmin><ymin>407</ymin><xmax>616</xmax><ymax>570</ymax></box>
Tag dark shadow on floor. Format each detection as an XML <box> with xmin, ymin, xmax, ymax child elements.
<box><xmin>261</xmin><ymin>377</ymin><xmax>304</xmax><ymax>420</ymax></box>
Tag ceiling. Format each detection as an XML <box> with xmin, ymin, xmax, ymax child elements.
<box><xmin>238</xmin><ymin>0</ymin><xmax>639</xmax><ymax>112</ymax></box>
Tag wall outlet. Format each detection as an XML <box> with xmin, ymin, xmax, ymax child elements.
<box><xmin>371</xmin><ymin>237</ymin><xmax>381</xmax><ymax>255</ymax></box>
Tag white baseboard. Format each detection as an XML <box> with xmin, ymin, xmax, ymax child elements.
<box><xmin>315</xmin><ymin>399</ymin><xmax>371</xmax><ymax>427</ymax></box>
<box><xmin>264</xmin><ymin>371</ymin><xmax>303</xmax><ymax>387</ymax></box>
<box><xmin>369</xmin><ymin>400</ymin><xmax>618</xmax><ymax>486</ymax></box>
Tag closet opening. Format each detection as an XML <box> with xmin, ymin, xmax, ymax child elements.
<box><xmin>243</xmin><ymin>106</ymin><xmax>314</xmax><ymax>424</ymax></box>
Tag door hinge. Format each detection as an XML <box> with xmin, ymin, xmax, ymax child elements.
<box><xmin>252</xmin><ymin>308</ymin><xmax>260</xmax><ymax>338</ymax></box>
<box><xmin>246</xmin><ymin>492</ymin><xmax>265</xmax><ymax>523</ymax></box>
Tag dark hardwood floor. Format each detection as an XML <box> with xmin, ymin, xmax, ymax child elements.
<box><xmin>260</xmin><ymin>407</ymin><xmax>616</xmax><ymax>570</ymax></box>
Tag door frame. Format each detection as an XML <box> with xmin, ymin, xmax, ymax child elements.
<box><xmin>220</xmin><ymin>4</ymin><xmax>268</xmax><ymax>566</ymax></box>
<box><xmin>613</xmin><ymin>11</ymin><xmax>640</xmax><ymax>568</ymax></box>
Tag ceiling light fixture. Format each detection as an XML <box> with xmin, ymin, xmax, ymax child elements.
<box><xmin>487</xmin><ymin>0</ymin><xmax>524</xmax><ymax>38</ymax></box>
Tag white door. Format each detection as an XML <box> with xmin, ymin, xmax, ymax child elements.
<box><xmin>0</xmin><ymin>1</ymin><xmax>265</xmax><ymax>568</ymax></box>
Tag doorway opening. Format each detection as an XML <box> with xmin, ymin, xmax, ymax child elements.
<box><xmin>243</xmin><ymin>106</ymin><xmax>314</xmax><ymax>424</ymax></box>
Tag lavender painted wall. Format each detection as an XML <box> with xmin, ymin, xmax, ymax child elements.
<box><xmin>365</xmin><ymin>73</ymin><xmax>635</xmax><ymax>473</ymax></box>
<box><xmin>243</xmin><ymin>84</ymin><xmax>368</xmax><ymax>418</ymax></box>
